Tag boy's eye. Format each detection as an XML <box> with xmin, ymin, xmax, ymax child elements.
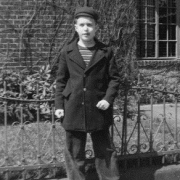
<box><xmin>87</xmin><ymin>23</ymin><xmax>92</xmax><ymax>27</ymax></box>
<box><xmin>79</xmin><ymin>24</ymin><xmax>84</xmax><ymax>27</ymax></box>
<box><xmin>79</xmin><ymin>23</ymin><xmax>93</xmax><ymax>27</ymax></box>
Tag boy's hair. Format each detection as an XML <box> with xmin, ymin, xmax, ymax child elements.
<box><xmin>74</xmin><ymin>6</ymin><xmax>99</xmax><ymax>22</ymax></box>
<box><xmin>74</xmin><ymin>16</ymin><xmax>97</xmax><ymax>24</ymax></box>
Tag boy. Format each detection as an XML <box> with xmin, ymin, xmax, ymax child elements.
<box><xmin>55</xmin><ymin>6</ymin><xmax>120</xmax><ymax>180</ymax></box>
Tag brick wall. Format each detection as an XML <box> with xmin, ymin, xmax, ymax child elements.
<box><xmin>0</xmin><ymin>0</ymin><xmax>137</xmax><ymax>72</ymax></box>
<box><xmin>0</xmin><ymin>0</ymin><xmax>82</xmax><ymax>70</ymax></box>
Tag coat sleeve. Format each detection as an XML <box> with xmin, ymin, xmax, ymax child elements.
<box><xmin>55</xmin><ymin>49</ymin><xmax>69</xmax><ymax>109</ymax></box>
<box><xmin>103</xmin><ymin>48</ymin><xmax>120</xmax><ymax>105</ymax></box>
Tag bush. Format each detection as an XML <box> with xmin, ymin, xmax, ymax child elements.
<box><xmin>0</xmin><ymin>65</ymin><xmax>56</xmax><ymax>124</ymax></box>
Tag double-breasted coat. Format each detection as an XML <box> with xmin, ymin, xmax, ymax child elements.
<box><xmin>55</xmin><ymin>38</ymin><xmax>119</xmax><ymax>132</ymax></box>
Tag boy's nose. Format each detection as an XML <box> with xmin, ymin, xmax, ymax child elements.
<box><xmin>84</xmin><ymin>25</ymin><xmax>88</xmax><ymax>30</ymax></box>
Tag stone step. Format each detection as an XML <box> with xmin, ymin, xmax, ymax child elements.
<box><xmin>48</xmin><ymin>178</ymin><xmax>68</xmax><ymax>180</ymax></box>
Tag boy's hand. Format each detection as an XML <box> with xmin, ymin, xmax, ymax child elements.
<box><xmin>55</xmin><ymin>109</ymin><xmax>64</xmax><ymax>118</ymax></box>
<box><xmin>96</xmin><ymin>100</ymin><xmax>110</xmax><ymax>110</ymax></box>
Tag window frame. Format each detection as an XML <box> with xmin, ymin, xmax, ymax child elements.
<box><xmin>137</xmin><ymin>0</ymin><xmax>180</xmax><ymax>61</ymax></box>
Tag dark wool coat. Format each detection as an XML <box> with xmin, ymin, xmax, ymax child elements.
<box><xmin>55</xmin><ymin>38</ymin><xmax>119</xmax><ymax>132</ymax></box>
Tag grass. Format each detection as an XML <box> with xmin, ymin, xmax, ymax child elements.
<box><xmin>1</xmin><ymin>104</ymin><xmax>180</xmax><ymax>179</ymax></box>
<box><xmin>112</xmin><ymin>103</ymin><xmax>180</xmax><ymax>154</ymax></box>
<box><xmin>0</xmin><ymin>121</ymin><xmax>95</xmax><ymax>179</ymax></box>
<box><xmin>0</xmin><ymin>122</ymin><xmax>66</xmax><ymax>164</ymax></box>
<box><xmin>0</xmin><ymin>121</ymin><xmax>67</xmax><ymax>179</ymax></box>
<box><xmin>141</xmin><ymin>103</ymin><xmax>180</xmax><ymax>125</ymax></box>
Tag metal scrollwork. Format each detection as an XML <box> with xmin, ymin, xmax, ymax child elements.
<box><xmin>85</xmin><ymin>149</ymin><xmax>94</xmax><ymax>159</ymax></box>
<box><xmin>129</xmin><ymin>144</ymin><xmax>138</xmax><ymax>154</ymax></box>
<box><xmin>140</xmin><ymin>143</ymin><xmax>149</xmax><ymax>153</ymax></box>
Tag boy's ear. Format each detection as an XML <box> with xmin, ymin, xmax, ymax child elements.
<box><xmin>74</xmin><ymin>24</ymin><xmax>78</xmax><ymax>32</ymax></box>
<box><xmin>95</xmin><ymin>24</ymin><xmax>99</xmax><ymax>32</ymax></box>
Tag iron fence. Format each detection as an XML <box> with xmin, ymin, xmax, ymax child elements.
<box><xmin>112</xmin><ymin>74</ymin><xmax>180</xmax><ymax>169</ymax></box>
<box><xmin>0</xmin><ymin>82</ymin><xmax>66</xmax><ymax>179</ymax></box>
<box><xmin>1</xmin><ymin>74</ymin><xmax>180</xmax><ymax>179</ymax></box>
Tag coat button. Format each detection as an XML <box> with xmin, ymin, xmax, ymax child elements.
<box><xmin>83</xmin><ymin>88</ymin><xmax>87</xmax><ymax>91</ymax></box>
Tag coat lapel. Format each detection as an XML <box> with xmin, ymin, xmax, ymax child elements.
<box><xmin>66</xmin><ymin>38</ymin><xmax>108</xmax><ymax>72</ymax></box>
<box><xmin>67</xmin><ymin>40</ymin><xmax>86</xmax><ymax>70</ymax></box>
<box><xmin>85</xmin><ymin>42</ymin><xmax>107</xmax><ymax>73</ymax></box>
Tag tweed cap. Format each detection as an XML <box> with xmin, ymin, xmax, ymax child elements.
<box><xmin>74</xmin><ymin>6</ymin><xmax>99</xmax><ymax>21</ymax></box>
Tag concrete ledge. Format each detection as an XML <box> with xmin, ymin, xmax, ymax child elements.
<box><xmin>52</xmin><ymin>158</ymin><xmax>180</xmax><ymax>180</ymax></box>
<box><xmin>120</xmin><ymin>164</ymin><xmax>180</xmax><ymax>180</ymax></box>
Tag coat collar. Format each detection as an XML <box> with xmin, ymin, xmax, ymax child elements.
<box><xmin>67</xmin><ymin>38</ymin><xmax>108</xmax><ymax>72</ymax></box>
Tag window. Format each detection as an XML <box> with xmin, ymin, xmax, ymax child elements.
<box><xmin>137</xmin><ymin>0</ymin><xmax>179</xmax><ymax>59</ymax></box>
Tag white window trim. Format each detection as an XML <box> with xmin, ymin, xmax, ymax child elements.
<box><xmin>138</xmin><ymin>0</ymin><xmax>180</xmax><ymax>62</ymax></box>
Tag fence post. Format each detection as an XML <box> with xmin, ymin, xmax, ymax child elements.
<box><xmin>84</xmin><ymin>0</ymin><xmax>89</xmax><ymax>6</ymax></box>
<box><xmin>3</xmin><ymin>81</ymin><xmax>9</xmax><ymax>180</ymax></box>
<box><xmin>137</xmin><ymin>74</ymin><xmax>141</xmax><ymax>155</ymax></box>
<box><xmin>121</xmin><ymin>75</ymin><xmax>129</xmax><ymax>156</ymax></box>
<box><xmin>149</xmin><ymin>76</ymin><xmax>154</xmax><ymax>159</ymax></box>
<box><xmin>174</xmin><ymin>85</ymin><xmax>178</xmax><ymax>162</ymax></box>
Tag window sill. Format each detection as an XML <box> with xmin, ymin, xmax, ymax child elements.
<box><xmin>136</xmin><ymin>59</ymin><xmax>180</xmax><ymax>68</ymax></box>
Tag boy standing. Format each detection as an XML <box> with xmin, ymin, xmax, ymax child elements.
<box><xmin>55</xmin><ymin>6</ymin><xmax>120</xmax><ymax>180</ymax></box>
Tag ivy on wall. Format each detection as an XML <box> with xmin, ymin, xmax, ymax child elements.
<box><xmin>0</xmin><ymin>0</ymin><xmax>138</xmax><ymax>78</ymax></box>
<box><xmin>0</xmin><ymin>0</ymin><xmax>83</xmax><ymax>70</ymax></box>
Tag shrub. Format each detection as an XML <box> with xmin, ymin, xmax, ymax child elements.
<box><xmin>0</xmin><ymin>65</ymin><xmax>56</xmax><ymax>124</ymax></box>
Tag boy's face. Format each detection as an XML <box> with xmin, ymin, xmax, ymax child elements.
<box><xmin>75</xmin><ymin>16</ymin><xmax>98</xmax><ymax>43</ymax></box>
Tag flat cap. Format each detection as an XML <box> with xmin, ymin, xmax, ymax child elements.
<box><xmin>74</xmin><ymin>6</ymin><xmax>99</xmax><ymax>21</ymax></box>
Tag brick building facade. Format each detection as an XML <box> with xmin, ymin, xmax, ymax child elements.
<box><xmin>0</xmin><ymin>0</ymin><xmax>136</xmax><ymax>71</ymax></box>
<box><xmin>0</xmin><ymin>0</ymin><xmax>77</xmax><ymax>70</ymax></box>
<box><xmin>1</xmin><ymin>0</ymin><xmax>180</xmax><ymax>71</ymax></box>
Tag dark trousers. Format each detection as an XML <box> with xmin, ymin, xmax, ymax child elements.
<box><xmin>64</xmin><ymin>129</ymin><xmax>120</xmax><ymax>180</ymax></box>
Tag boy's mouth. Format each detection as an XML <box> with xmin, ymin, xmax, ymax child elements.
<box><xmin>83</xmin><ymin>33</ymin><xmax>90</xmax><ymax>36</ymax></box>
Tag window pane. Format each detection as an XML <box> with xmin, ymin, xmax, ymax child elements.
<box><xmin>138</xmin><ymin>41</ymin><xmax>145</xmax><ymax>57</ymax></box>
<box><xmin>138</xmin><ymin>6</ymin><xmax>145</xmax><ymax>22</ymax></box>
<box><xmin>159</xmin><ymin>25</ymin><xmax>167</xmax><ymax>40</ymax></box>
<box><xmin>147</xmin><ymin>41</ymin><xmax>155</xmax><ymax>57</ymax></box>
<box><xmin>168</xmin><ymin>25</ymin><xmax>176</xmax><ymax>40</ymax></box>
<box><xmin>159</xmin><ymin>0</ymin><xmax>167</xmax><ymax>7</ymax></box>
<box><xmin>159</xmin><ymin>42</ymin><xmax>167</xmax><ymax>57</ymax></box>
<box><xmin>138</xmin><ymin>24</ymin><xmax>145</xmax><ymax>40</ymax></box>
<box><xmin>147</xmin><ymin>0</ymin><xmax>155</xmax><ymax>6</ymax></box>
<box><xmin>147</xmin><ymin>24</ymin><xmax>155</xmax><ymax>40</ymax></box>
<box><xmin>137</xmin><ymin>0</ymin><xmax>176</xmax><ymax>59</ymax></box>
<box><xmin>147</xmin><ymin>7</ymin><xmax>155</xmax><ymax>22</ymax></box>
<box><xmin>168</xmin><ymin>42</ymin><xmax>176</xmax><ymax>57</ymax></box>
<box><xmin>168</xmin><ymin>8</ymin><xmax>176</xmax><ymax>24</ymax></box>
<box><xmin>159</xmin><ymin>8</ymin><xmax>167</xmax><ymax>24</ymax></box>
<box><xmin>138</xmin><ymin>0</ymin><xmax>146</xmax><ymax>6</ymax></box>
<box><xmin>168</xmin><ymin>0</ymin><xmax>176</xmax><ymax>7</ymax></box>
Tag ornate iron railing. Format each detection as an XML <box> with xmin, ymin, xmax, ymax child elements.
<box><xmin>0</xmin><ymin>82</ymin><xmax>66</xmax><ymax>179</ymax></box>
<box><xmin>1</xmin><ymin>74</ymin><xmax>180</xmax><ymax>179</ymax></box>
<box><xmin>112</xmin><ymin>74</ymin><xmax>180</xmax><ymax>168</ymax></box>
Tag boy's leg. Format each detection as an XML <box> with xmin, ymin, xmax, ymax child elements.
<box><xmin>64</xmin><ymin>130</ymin><xmax>87</xmax><ymax>180</ymax></box>
<box><xmin>91</xmin><ymin>129</ymin><xmax>120</xmax><ymax>180</ymax></box>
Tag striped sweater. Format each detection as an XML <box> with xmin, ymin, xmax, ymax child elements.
<box><xmin>78</xmin><ymin>44</ymin><xmax>96</xmax><ymax>67</ymax></box>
